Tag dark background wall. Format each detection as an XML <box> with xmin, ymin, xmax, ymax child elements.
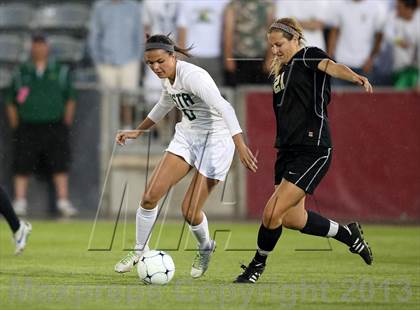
<box><xmin>245</xmin><ymin>90</ymin><xmax>420</xmax><ymax>222</ymax></box>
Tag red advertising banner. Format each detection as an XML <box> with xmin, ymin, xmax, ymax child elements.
<box><xmin>245</xmin><ymin>91</ymin><xmax>420</xmax><ymax>222</ymax></box>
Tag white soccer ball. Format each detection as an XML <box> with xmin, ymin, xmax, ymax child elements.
<box><xmin>137</xmin><ymin>250</ymin><xmax>175</xmax><ymax>285</ymax></box>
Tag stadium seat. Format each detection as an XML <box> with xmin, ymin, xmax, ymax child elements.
<box><xmin>0</xmin><ymin>3</ymin><xmax>32</xmax><ymax>30</ymax></box>
<box><xmin>48</xmin><ymin>35</ymin><xmax>84</xmax><ymax>63</ymax></box>
<box><xmin>33</xmin><ymin>4</ymin><xmax>90</xmax><ymax>30</ymax></box>
<box><xmin>0</xmin><ymin>34</ymin><xmax>28</xmax><ymax>63</ymax></box>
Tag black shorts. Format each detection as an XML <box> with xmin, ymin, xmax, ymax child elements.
<box><xmin>274</xmin><ymin>146</ymin><xmax>332</xmax><ymax>194</ymax></box>
<box><xmin>13</xmin><ymin>123</ymin><xmax>71</xmax><ymax>175</ymax></box>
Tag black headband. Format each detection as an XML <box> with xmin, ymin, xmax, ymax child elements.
<box><xmin>145</xmin><ymin>42</ymin><xmax>175</xmax><ymax>53</ymax></box>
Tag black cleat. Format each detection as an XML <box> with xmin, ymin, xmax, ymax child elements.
<box><xmin>233</xmin><ymin>260</ymin><xmax>265</xmax><ymax>283</ymax></box>
<box><xmin>348</xmin><ymin>222</ymin><xmax>373</xmax><ymax>265</ymax></box>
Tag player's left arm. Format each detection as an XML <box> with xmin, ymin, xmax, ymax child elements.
<box><xmin>185</xmin><ymin>72</ymin><xmax>257</xmax><ymax>172</ymax></box>
<box><xmin>317</xmin><ymin>59</ymin><xmax>373</xmax><ymax>93</ymax></box>
<box><xmin>185</xmin><ymin>71</ymin><xmax>243</xmax><ymax>136</ymax></box>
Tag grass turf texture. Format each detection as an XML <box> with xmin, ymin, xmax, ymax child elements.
<box><xmin>0</xmin><ymin>221</ymin><xmax>419</xmax><ymax>310</ymax></box>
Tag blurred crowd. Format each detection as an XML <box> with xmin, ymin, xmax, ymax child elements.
<box><xmin>0</xmin><ymin>0</ymin><xmax>419</xmax><ymax>90</ymax></box>
<box><xmin>87</xmin><ymin>0</ymin><xmax>420</xmax><ymax>90</ymax></box>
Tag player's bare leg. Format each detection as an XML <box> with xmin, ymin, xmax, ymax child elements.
<box><xmin>115</xmin><ymin>152</ymin><xmax>192</xmax><ymax>273</ymax></box>
<box><xmin>181</xmin><ymin>171</ymin><xmax>219</xmax><ymax>278</ymax></box>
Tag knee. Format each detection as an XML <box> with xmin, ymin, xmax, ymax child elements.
<box><xmin>262</xmin><ymin>210</ymin><xmax>283</xmax><ymax>229</ymax></box>
<box><xmin>282</xmin><ymin>216</ymin><xmax>300</xmax><ymax>230</ymax></box>
<box><xmin>282</xmin><ymin>211</ymin><xmax>307</xmax><ymax>230</ymax></box>
<box><xmin>262</xmin><ymin>203</ymin><xmax>297</xmax><ymax>229</ymax></box>
<box><xmin>141</xmin><ymin>190</ymin><xmax>161</xmax><ymax>209</ymax></box>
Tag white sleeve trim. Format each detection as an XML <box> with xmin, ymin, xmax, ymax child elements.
<box><xmin>303</xmin><ymin>47</ymin><xmax>310</xmax><ymax>68</ymax></box>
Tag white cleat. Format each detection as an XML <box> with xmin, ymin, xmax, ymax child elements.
<box><xmin>14</xmin><ymin>220</ymin><xmax>32</xmax><ymax>255</ymax></box>
<box><xmin>13</xmin><ymin>199</ymin><xmax>27</xmax><ymax>217</ymax></box>
<box><xmin>57</xmin><ymin>199</ymin><xmax>78</xmax><ymax>217</ymax></box>
<box><xmin>190</xmin><ymin>240</ymin><xmax>216</xmax><ymax>278</ymax></box>
<box><xmin>114</xmin><ymin>245</ymin><xmax>149</xmax><ymax>273</ymax></box>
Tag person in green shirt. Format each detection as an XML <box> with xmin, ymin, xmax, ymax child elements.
<box><xmin>6</xmin><ymin>33</ymin><xmax>78</xmax><ymax>218</ymax></box>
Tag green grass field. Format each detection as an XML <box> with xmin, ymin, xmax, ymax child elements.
<box><xmin>0</xmin><ymin>221</ymin><xmax>419</xmax><ymax>310</ymax></box>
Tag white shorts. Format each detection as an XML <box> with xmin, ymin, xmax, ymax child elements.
<box><xmin>166</xmin><ymin>126</ymin><xmax>235</xmax><ymax>181</ymax></box>
<box><xmin>97</xmin><ymin>60</ymin><xmax>140</xmax><ymax>92</ymax></box>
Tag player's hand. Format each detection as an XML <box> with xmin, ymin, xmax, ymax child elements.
<box><xmin>116</xmin><ymin>130</ymin><xmax>141</xmax><ymax>146</ymax></box>
<box><xmin>238</xmin><ymin>145</ymin><xmax>258</xmax><ymax>173</ymax></box>
<box><xmin>353</xmin><ymin>75</ymin><xmax>373</xmax><ymax>93</ymax></box>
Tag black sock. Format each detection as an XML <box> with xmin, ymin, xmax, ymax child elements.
<box><xmin>300</xmin><ymin>210</ymin><xmax>354</xmax><ymax>246</ymax></box>
<box><xmin>300</xmin><ymin>210</ymin><xmax>330</xmax><ymax>236</ymax></box>
<box><xmin>334</xmin><ymin>225</ymin><xmax>354</xmax><ymax>246</ymax></box>
<box><xmin>0</xmin><ymin>186</ymin><xmax>20</xmax><ymax>233</ymax></box>
<box><xmin>253</xmin><ymin>224</ymin><xmax>282</xmax><ymax>265</ymax></box>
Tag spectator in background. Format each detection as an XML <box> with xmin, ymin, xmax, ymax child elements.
<box><xmin>177</xmin><ymin>0</ymin><xmax>228</xmax><ymax>86</ymax></box>
<box><xmin>327</xmin><ymin>0</ymin><xmax>385</xmax><ymax>86</ymax></box>
<box><xmin>275</xmin><ymin>0</ymin><xmax>329</xmax><ymax>50</ymax></box>
<box><xmin>223</xmin><ymin>0</ymin><xmax>275</xmax><ymax>86</ymax></box>
<box><xmin>142</xmin><ymin>0</ymin><xmax>185</xmax><ymax>143</ymax></box>
<box><xmin>88</xmin><ymin>0</ymin><xmax>143</xmax><ymax>129</ymax></box>
<box><xmin>142</xmin><ymin>0</ymin><xmax>184</xmax><ymax>107</ymax></box>
<box><xmin>5</xmin><ymin>33</ymin><xmax>78</xmax><ymax>217</ymax></box>
<box><xmin>385</xmin><ymin>0</ymin><xmax>420</xmax><ymax>89</ymax></box>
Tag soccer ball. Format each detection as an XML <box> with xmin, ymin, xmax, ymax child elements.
<box><xmin>137</xmin><ymin>250</ymin><xmax>175</xmax><ymax>285</ymax></box>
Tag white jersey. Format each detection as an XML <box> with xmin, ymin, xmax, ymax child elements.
<box><xmin>330</xmin><ymin>0</ymin><xmax>386</xmax><ymax>68</ymax></box>
<box><xmin>385</xmin><ymin>9</ymin><xmax>420</xmax><ymax>71</ymax></box>
<box><xmin>275</xmin><ymin>0</ymin><xmax>329</xmax><ymax>50</ymax></box>
<box><xmin>148</xmin><ymin>60</ymin><xmax>242</xmax><ymax>136</ymax></box>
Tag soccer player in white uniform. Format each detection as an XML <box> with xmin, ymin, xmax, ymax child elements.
<box><xmin>114</xmin><ymin>34</ymin><xmax>257</xmax><ymax>278</ymax></box>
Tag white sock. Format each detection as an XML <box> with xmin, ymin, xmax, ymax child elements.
<box><xmin>189</xmin><ymin>213</ymin><xmax>211</xmax><ymax>251</ymax></box>
<box><xmin>327</xmin><ymin>220</ymin><xmax>339</xmax><ymax>237</ymax></box>
<box><xmin>135</xmin><ymin>206</ymin><xmax>158</xmax><ymax>256</ymax></box>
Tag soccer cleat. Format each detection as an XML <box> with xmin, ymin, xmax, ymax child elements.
<box><xmin>57</xmin><ymin>199</ymin><xmax>78</xmax><ymax>217</ymax></box>
<box><xmin>114</xmin><ymin>245</ymin><xmax>149</xmax><ymax>273</ymax></box>
<box><xmin>234</xmin><ymin>259</ymin><xmax>266</xmax><ymax>283</ymax></box>
<box><xmin>190</xmin><ymin>240</ymin><xmax>216</xmax><ymax>278</ymax></box>
<box><xmin>13</xmin><ymin>199</ymin><xmax>27</xmax><ymax>217</ymax></box>
<box><xmin>348</xmin><ymin>222</ymin><xmax>373</xmax><ymax>265</ymax></box>
<box><xmin>14</xmin><ymin>220</ymin><xmax>32</xmax><ymax>255</ymax></box>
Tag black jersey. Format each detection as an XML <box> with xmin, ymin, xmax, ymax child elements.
<box><xmin>272</xmin><ymin>47</ymin><xmax>332</xmax><ymax>149</ymax></box>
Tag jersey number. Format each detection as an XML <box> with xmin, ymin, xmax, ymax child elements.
<box><xmin>273</xmin><ymin>73</ymin><xmax>285</xmax><ymax>93</ymax></box>
<box><xmin>171</xmin><ymin>93</ymin><xmax>196</xmax><ymax>121</ymax></box>
<box><xmin>182</xmin><ymin>109</ymin><xmax>196</xmax><ymax>121</ymax></box>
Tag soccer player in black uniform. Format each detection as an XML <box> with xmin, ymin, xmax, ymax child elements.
<box><xmin>234</xmin><ymin>18</ymin><xmax>373</xmax><ymax>283</ymax></box>
<box><xmin>0</xmin><ymin>185</ymin><xmax>31</xmax><ymax>255</ymax></box>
